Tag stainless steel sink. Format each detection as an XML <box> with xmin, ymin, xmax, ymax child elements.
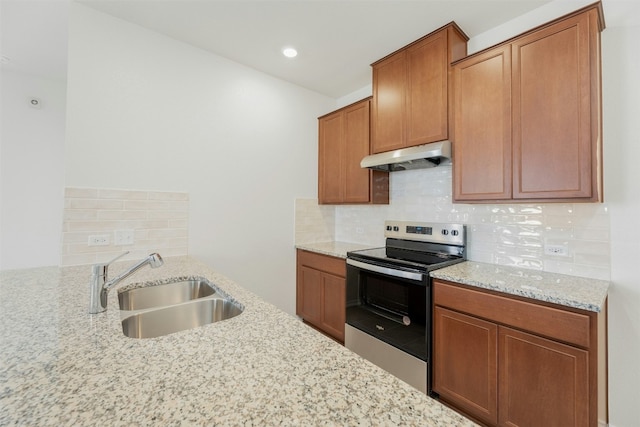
<box><xmin>118</xmin><ymin>279</ymin><xmax>216</xmax><ymax>311</ymax></box>
<box><xmin>121</xmin><ymin>296</ymin><xmax>243</xmax><ymax>339</ymax></box>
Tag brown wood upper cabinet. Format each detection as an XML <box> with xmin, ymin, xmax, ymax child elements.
<box><xmin>453</xmin><ymin>4</ymin><xmax>604</xmax><ymax>202</ymax></box>
<box><xmin>371</xmin><ymin>23</ymin><xmax>468</xmax><ymax>154</ymax></box>
<box><xmin>318</xmin><ymin>98</ymin><xmax>389</xmax><ymax>204</ymax></box>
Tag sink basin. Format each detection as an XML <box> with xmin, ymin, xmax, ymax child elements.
<box><xmin>118</xmin><ymin>279</ymin><xmax>216</xmax><ymax>311</ymax></box>
<box><xmin>121</xmin><ymin>296</ymin><xmax>243</xmax><ymax>339</ymax></box>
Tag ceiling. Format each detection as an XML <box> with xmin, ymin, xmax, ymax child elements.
<box><xmin>3</xmin><ymin>1</ymin><xmax>640</xmax><ymax>98</ymax></box>
<box><xmin>75</xmin><ymin>0</ymin><xmax>553</xmax><ymax>97</ymax></box>
<box><xmin>1</xmin><ymin>0</ymin><xmax>70</xmax><ymax>81</ymax></box>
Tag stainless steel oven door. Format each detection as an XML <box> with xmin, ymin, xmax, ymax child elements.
<box><xmin>345</xmin><ymin>257</ymin><xmax>430</xmax><ymax>394</ymax></box>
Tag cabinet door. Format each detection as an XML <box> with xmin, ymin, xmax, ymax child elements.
<box><xmin>318</xmin><ymin>111</ymin><xmax>344</xmax><ymax>203</ymax></box>
<box><xmin>453</xmin><ymin>45</ymin><xmax>512</xmax><ymax>201</ymax></box>
<box><xmin>433</xmin><ymin>306</ymin><xmax>498</xmax><ymax>425</ymax></box>
<box><xmin>296</xmin><ymin>250</ymin><xmax>347</xmax><ymax>342</ymax></box>
<box><xmin>499</xmin><ymin>326</ymin><xmax>589</xmax><ymax>427</ymax></box>
<box><xmin>296</xmin><ymin>266</ymin><xmax>322</xmax><ymax>325</ymax></box>
<box><xmin>321</xmin><ymin>272</ymin><xmax>346</xmax><ymax>342</ymax></box>
<box><xmin>406</xmin><ymin>30</ymin><xmax>448</xmax><ymax>146</ymax></box>
<box><xmin>343</xmin><ymin>100</ymin><xmax>372</xmax><ymax>203</ymax></box>
<box><xmin>512</xmin><ymin>11</ymin><xmax>596</xmax><ymax>199</ymax></box>
<box><xmin>371</xmin><ymin>52</ymin><xmax>406</xmax><ymax>153</ymax></box>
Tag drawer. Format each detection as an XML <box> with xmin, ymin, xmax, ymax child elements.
<box><xmin>297</xmin><ymin>249</ymin><xmax>346</xmax><ymax>278</ymax></box>
<box><xmin>433</xmin><ymin>279</ymin><xmax>591</xmax><ymax>348</ymax></box>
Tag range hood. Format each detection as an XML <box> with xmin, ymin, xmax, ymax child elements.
<box><xmin>361</xmin><ymin>140</ymin><xmax>452</xmax><ymax>172</ymax></box>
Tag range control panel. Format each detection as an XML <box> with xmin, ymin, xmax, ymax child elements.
<box><xmin>384</xmin><ymin>220</ymin><xmax>465</xmax><ymax>246</ymax></box>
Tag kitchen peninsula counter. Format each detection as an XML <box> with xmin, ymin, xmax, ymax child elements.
<box><xmin>0</xmin><ymin>256</ymin><xmax>475</xmax><ymax>426</ymax></box>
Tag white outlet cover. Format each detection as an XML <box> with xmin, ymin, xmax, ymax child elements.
<box><xmin>114</xmin><ymin>229</ymin><xmax>135</xmax><ymax>246</ymax></box>
<box><xmin>88</xmin><ymin>234</ymin><xmax>110</xmax><ymax>246</ymax></box>
<box><xmin>544</xmin><ymin>244</ymin><xmax>569</xmax><ymax>256</ymax></box>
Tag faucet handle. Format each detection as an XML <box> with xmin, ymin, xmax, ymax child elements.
<box><xmin>91</xmin><ymin>251</ymin><xmax>130</xmax><ymax>276</ymax></box>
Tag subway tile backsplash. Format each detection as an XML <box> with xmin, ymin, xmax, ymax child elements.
<box><xmin>61</xmin><ymin>187</ymin><xmax>189</xmax><ymax>266</ymax></box>
<box><xmin>296</xmin><ymin>166</ymin><xmax>610</xmax><ymax>281</ymax></box>
<box><xmin>294</xmin><ymin>199</ymin><xmax>336</xmax><ymax>244</ymax></box>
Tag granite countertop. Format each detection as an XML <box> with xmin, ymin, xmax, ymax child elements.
<box><xmin>0</xmin><ymin>256</ymin><xmax>476</xmax><ymax>426</ymax></box>
<box><xmin>298</xmin><ymin>243</ymin><xmax>609</xmax><ymax>313</ymax></box>
<box><xmin>431</xmin><ymin>261</ymin><xmax>610</xmax><ymax>313</ymax></box>
<box><xmin>295</xmin><ymin>241</ymin><xmax>372</xmax><ymax>259</ymax></box>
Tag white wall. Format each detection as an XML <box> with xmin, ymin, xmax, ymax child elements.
<box><xmin>602</xmin><ymin>23</ymin><xmax>640</xmax><ymax>427</ymax></box>
<box><xmin>0</xmin><ymin>70</ymin><xmax>66</xmax><ymax>269</ymax></box>
<box><xmin>64</xmin><ymin>3</ymin><xmax>334</xmax><ymax>314</ymax></box>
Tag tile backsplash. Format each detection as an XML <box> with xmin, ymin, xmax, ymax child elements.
<box><xmin>294</xmin><ymin>199</ymin><xmax>335</xmax><ymax>244</ymax></box>
<box><xmin>61</xmin><ymin>187</ymin><xmax>189</xmax><ymax>266</ymax></box>
<box><xmin>296</xmin><ymin>166</ymin><xmax>610</xmax><ymax>281</ymax></box>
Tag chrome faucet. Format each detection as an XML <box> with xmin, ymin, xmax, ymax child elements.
<box><xmin>89</xmin><ymin>252</ymin><xmax>164</xmax><ymax>314</ymax></box>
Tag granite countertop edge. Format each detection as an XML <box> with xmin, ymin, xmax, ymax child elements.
<box><xmin>295</xmin><ymin>241</ymin><xmax>372</xmax><ymax>259</ymax></box>
<box><xmin>431</xmin><ymin>261</ymin><xmax>610</xmax><ymax>313</ymax></box>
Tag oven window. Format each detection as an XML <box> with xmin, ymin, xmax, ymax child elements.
<box><xmin>364</xmin><ymin>274</ymin><xmax>410</xmax><ymax>317</ymax></box>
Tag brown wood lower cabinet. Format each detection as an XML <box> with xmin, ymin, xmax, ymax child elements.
<box><xmin>433</xmin><ymin>279</ymin><xmax>607</xmax><ymax>427</ymax></box>
<box><xmin>296</xmin><ymin>249</ymin><xmax>346</xmax><ymax>343</ymax></box>
<box><xmin>434</xmin><ymin>306</ymin><xmax>498</xmax><ymax>425</ymax></box>
<box><xmin>498</xmin><ymin>327</ymin><xmax>589</xmax><ymax>427</ymax></box>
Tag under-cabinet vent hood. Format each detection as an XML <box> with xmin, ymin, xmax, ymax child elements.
<box><xmin>360</xmin><ymin>140</ymin><xmax>452</xmax><ymax>172</ymax></box>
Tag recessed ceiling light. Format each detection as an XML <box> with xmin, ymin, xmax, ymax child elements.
<box><xmin>282</xmin><ymin>47</ymin><xmax>298</xmax><ymax>58</ymax></box>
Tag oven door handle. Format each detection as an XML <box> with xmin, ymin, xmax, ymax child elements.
<box><xmin>346</xmin><ymin>259</ymin><xmax>424</xmax><ymax>282</ymax></box>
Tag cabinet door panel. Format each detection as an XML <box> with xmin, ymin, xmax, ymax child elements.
<box><xmin>499</xmin><ymin>326</ymin><xmax>589</xmax><ymax>427</ymax></box>
<box><xmin>318</xmin><ymin>112</ymin><xmax>344</xmax><ymax>203</ymax></box>
<box><xmin>512</xmin><ymin>12</ymin><xmax>593</xmax><ymax>199</ymax></box>
<box><xmin>322</xmin><ymin>273</ymin><xmax>346</xmax><ymax>342</ymax></box>
<box><xmin>406</xmin><ymin>32</ymin><xmax>448</xmax><ymax>145</ymax></box>
<box><xmin>453</xmin><ymin>46</ymin><xmax>512</xmax><ymax>201</ymax></box>
<box><xmin>297</xmin><ymin>266</ymin><xmax>322</xmax><ymax>324</ymax></box>
<box><xmin>318</xmin><ymin>98</ymin><xmax>387</xmax><ymax>205</ymax></box>
<box><xmin>434</xmin><ymin>306</ymin><xmax>498</xmax><ymax>425</ymax></box>
<box><xmin>344</xmin><ymin>101</ymin><xmax>371</xmax><ymax>203</ymax></box>
<box><xmin>372</xmin><ymin>53</ymin><xmax>406</xmax><ymax>153</ymax></box>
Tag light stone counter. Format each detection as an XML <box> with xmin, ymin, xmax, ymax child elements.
<box><xmin>430</xmin><ymin>261</ymin><xmax>609</xmax><ymax>312</ymax></box>
<box><xmin>0</xmin><ymin>256</ymin><xmax>476</xmax><ymax>426</ymax></box>
<box><xmin>295</xmin><ymin>241</ymin><xmax>372</xmax><ymax>259</ymax></box>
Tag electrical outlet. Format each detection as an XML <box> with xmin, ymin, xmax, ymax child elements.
<box><xmin>88</xmin><ymin>234</ymin><xmax>110</xmax><ymax>246</ymax></box>
<box><xmin>114</xmin><ymin>229</ymin><xmax>135</xmax><ymax>246</ymax></box>
<box><xmin>544</xmin><ymin>244</ymin><xmax>569</xmax><ymax>256</ymax></box>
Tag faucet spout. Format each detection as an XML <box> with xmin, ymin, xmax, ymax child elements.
<box><xmin>104</xmin><ymin>253</ymin><xmax>164</xmax><ymax>292</ymax></box>
<box><xmin>89</xmin><ymin>252</ymin><xmax>164</xmax><ymax>314</ymax></box>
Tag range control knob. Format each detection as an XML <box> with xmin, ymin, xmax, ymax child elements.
<box><xmin>386</xmin><ymin>226</ymin><xmax>392</xmax><ymax>231</ymax></box>
<box><xmin>451</xmin><ymin>230</ymin><xmax>459</xmax><ymax>236</ymax></box>
<box><xmin>393</xmin><ymin>226</ymin><xmax>400</xmax><ymax>232</ymax></box>
<box><xmin>441</xmin><ymin>229</ymin><xmax>449</xmax><ymax>236</ymax></box>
